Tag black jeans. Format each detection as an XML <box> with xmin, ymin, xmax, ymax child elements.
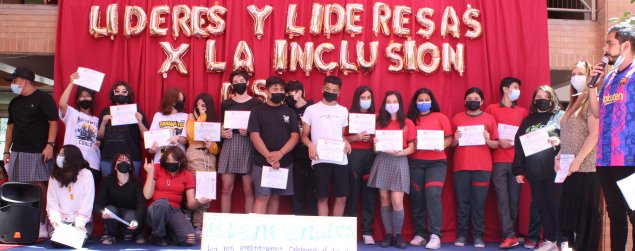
<box><xmin>408</xmin><ymin>159</ymin><xmax>446</xmax><ymax>237</ymax></box>
<box><xmin>291</xmin><ymin>157</ymin><xmax>316</xmax><ymax>215</ymax></box>
<box><xmin>529</xmin><ymin>179</ymin><xmax>561</xmax><ymax>242</ymax></box>
<box><xmin>527</xmin><ymin>200</ymin><xmax>542</xmax><ymax>241</ymax></box>
<box><xmin>344</xmin><ymin>149</ymin><xmax>377</xmax><ymax>235</ymax></box>
<box><xmin>597</xmin><ymin>166</ymin><xmax>635</xmax><ymax>251</ymax></box>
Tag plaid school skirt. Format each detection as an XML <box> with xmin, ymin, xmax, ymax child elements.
<box><xmin>217</xmin><ymin>133</ymin><xmax>253</xmax><ymax>174</ymax></box>
<box><xmin>7</xmin><ymin>151</ymin><xmax>53</xmax><ymax>182</ymax></box>
<box><xmin>367</xmin><ymin>152</ymin><xmax>410</xmax><ymax>194</ymax></box>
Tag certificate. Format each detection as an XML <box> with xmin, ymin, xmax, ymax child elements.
<box><xmin>196</xmin><ymin>171</ymin><xmax>217</xmax><ymax>200</ymax></box>
<box><xmin>316</xmin><ymin>139</ymin><xmax>345</xmax><ymax>162</ymax></box>
<box><xmin>194</xmin><ymin>122</ymin><xmax>221</xmax><ymax>142</ymax></box>
<box><xmin>223</xmin><ymin>111</ymin><xmax>251</xmax><ymax>129</ymax></box>
<box><xmin>417</xmin><ymin>130</ymin><xmax>444</xmax><ymax>150</ymax></box>
<box><xmin>50</xmin><ymin>223</ymin><xmax>86</xmax><ymax>249</ymax></box>
<box><xmin>555</xmin><ymin>154</ymin><xmax>574</xmax><ymax>183</ymax></box>
<box><xmin>498</xmin><ymin>124</ymin><xmax>519</xmax><ymax>141</ymax></box>
<box><xmin>519</xmin><ymin>128</ymin><xmax>552</xmax><ymax>157</ymax></box>
<box><xmin>458</xmin><ymin>125</ymin><xmax>485</xmax><ymax>146</ymax></box>
<box><xmin>617</xmin><ymin>173</ymin><xmax>635</xmax><ymax>210</ymax></box>
<box><xmin>73</xmin><ymin>67</ymin><xmax>105</xmax><ymax>92</ymax></box>
<box><xmin>375</xmin><ymin>130</ymin><xmax>403</xmax><ymax>152</ymax></box>
<box><xmin>143</xmin><ymin>129</ymin><xmax>172</xmax><ymax>149</ymax></box>
<box><xmin>260</xmin><ymin>166</ymin><xmax>289</xmax><ymax>189</ymax></box>
<box><xmin>348</xmin><ymin>113</ymin><xmax>376</xmax><ymax>134</ymax></box>
<box><xmin>103</xmin><ymin>208</ymin><xmax>131</xmax><ymax>226</ymax></box>
<box><xmin>110</xmin><ymin>104</ymin><xmax>138</xmax><ymax>126</ymax></box>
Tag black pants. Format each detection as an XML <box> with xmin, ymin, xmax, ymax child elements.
<box><xmin>527</xmin><ymin>200</ymin><xmax>542</xmax><ymax>241</ymax></box>
<box><xmin>103</xmin><ymin>205</ymin><xmax>143</xmax><ymax>237</ymax></box>
<box><xmin>597</xmin><ymin>166</ymin><xmax>635</xmax><ymax>251</ymax></box>
<box><xmin>344</xmin><ymin>149</ymin><xmax>377</xmax><ymax>235</ymax></box>
<box><xmin>409</xmin><ymin>159</ymin><xmax>446</xmax><ymax>237</ymax></box>
<box><xmin>559</xmin><ymin>172</ymin><xmax>601</xmax><ymax>251</ymax></box>
<box><xmin>529</xmin><ymin>179</ymin><xmax>561</xmax><ymax>242</ymax></box>
<box><xmin>146</xmin><ymin>199</ymin><xmax>195</xmax><ymax>246</ymax></box>
<box><xmin>453</xmin><ymin>170</ymin><xmax>491</xmax><ymax>238</ymax></box>
<box><xmin>291</xmin><ymin>157</ymin><xmax>316</xmax><ymax>215</ymax></box>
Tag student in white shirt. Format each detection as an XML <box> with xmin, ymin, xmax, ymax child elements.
<box><xmin>59</xmin><ymin>72</ymin><xmax>101</xmax><ymax>184</ymax></box>
<box><xmin>301</xmin><ymin>76</ymin><xmax>351</xmax><ymax>216</ymax></box>
<box><xmin>148</xmin><ymin>87</ymin><xmax>188</xmax><ymax>163</ymax></box>
<box><xmin>47</xmin><ymin>145</ymin><xmax>95</xmax><ymax>248</ymax></box>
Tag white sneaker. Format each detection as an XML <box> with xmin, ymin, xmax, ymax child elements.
<box><xmin>534</xmin><ymin>240</ymin><xmax>557</xmax><ymax>251</ymax></box>
<box><xmin>410</xmin><ymin>235</ymin><xmax>426</xmax><ymax>246</ymax></box>
<box><xmin>560</xmin><ymin>242</ymin><xmax>573</xmax><ymax>251</ymax></box>
<box><xmin>38</xmin><ymin>223</ymin><xmax>49</xmax><ymax>239</ymax></box>
<box><xmin>363</xmin><ymin>235</ymin><xmax>375</xmax><ymax>245</ymax></box>
<box><xmin>426</xmin><ymin>234</ymin><xmax>441</xmax><ymax>249</ymax></box>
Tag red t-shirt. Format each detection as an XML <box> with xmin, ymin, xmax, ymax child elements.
<box><xmin>409</xmin><ymin>112</ymin><xmax>452</xmax><ymax>160</ymax></box>
<box><xmin>485</xmin><ymin>104</ymin><xmax>528</xmax><ymax>163</ymax></box>
<box><xmin>347</xmin><ymin>113</ymin><xmax>376</xmax><ymax>150</ymax></box>
<box><xmin>452</xmin><ymin>112</ymin><xmax>498</xmax><ymax>172</ymax></box>
<box><xmin>150</xmin><ymin>164</ymin><xmax>195</xmax><ymax>208</ymax></box>
<box><xmin>377</xmin><ymin>119</ymin><xmax>417</xmax><ymax>149</ymax></box>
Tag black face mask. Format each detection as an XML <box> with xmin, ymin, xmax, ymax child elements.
<box><xmin>323</xmin><ymin>91</ymin><xmax>338</xmax><ymax>102</ymax></box>
<box><xmin>285</xmin><ymin>95</ymin><xmax>297</xmax><ymax>107</ymax></box>
<box><xmin>534</xmin><ymin>99</ymin><xmax>552</xmax><ymax>111</ymax></box>
<box><xmin>174</xmin><ymin>100</ymin><xmax>185</xmax><ymax>112</ymax></box>
<box><xmin>232</xmin><ymin>83</ymin><xmax>247</xmax><ymax>95</ymax></box>
<box><xmin>164</xmin><ymin>163</ymin><xmax>180</xmax><ymax>172</ymax></box>
<box><xmin>78</xmin><ymin>100</ymin><xmax>92</xmax><ymax>110</ymax></box>
<box><xmin>270</xmin><ymin>93</ymin><xmax>285</xmax><ymax>104</ymax></box>
<box><xmin>116</xmin><ymin>162</ymin><xmax>132</xmax><ymax>174</ymax></box>
<box><xmin>465</xmin><ymin>101</ymin><xmax>481</xmax><ymax>111</ymax></box>
<box><xmin>113</xmin><ymin>94</ymin><xmax>128</xmax><ymax>104</ymax></box>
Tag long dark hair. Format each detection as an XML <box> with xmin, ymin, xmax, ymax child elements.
<box><xmin>407</xmin><ymin>88</ymin><xmax>441</xmax><ymax>125</ymax></box>
<box><xmin>51</xmin><ymin>145</ymin><xmax>89</xmax><ymax>187</ymax></box>
<box><xmin>193</xmin><ymin>93</ymin><xmax>218</xmax><ymax>122</ymax></box>
<box><xmin>110</xmin><ymin>153</ymin><xmax>136</xmax><ymax>185</ymax></box>
<box><xmin>349</xmin><ymin>85</ymin><xmax>375</xmax><ymax>114</ymax></box>
<box><xmin>378</xmin><ymin>91</ymin><xmax>406</xmax><ymax>129</ymax></box>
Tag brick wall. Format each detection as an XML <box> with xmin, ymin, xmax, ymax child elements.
<box><xmin>548</xmin><ymin>19</ymin><xmax>602</xmax><ymax>70</ymax></box>
<box><xmin>0</xmin><ymin>4</ymin><xmax>56</xmax><ymax>55</ymax></box>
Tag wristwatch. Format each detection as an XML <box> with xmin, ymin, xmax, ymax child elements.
<box><xmin>47</xmin><ymin>142</ymin><xmax>55</xmax><ymax>147</ymax></box>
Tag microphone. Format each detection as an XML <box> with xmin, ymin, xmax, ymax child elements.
<box><xmin>588</xmin><ymin>56</ymin><xmax>609</xmax><ymax>88</ymax></box>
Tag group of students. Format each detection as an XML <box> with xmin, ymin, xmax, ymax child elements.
<box><xmin>0</xmin><ymin>34</ymin><xmax>630</xmax><ymax>250</ymax></box>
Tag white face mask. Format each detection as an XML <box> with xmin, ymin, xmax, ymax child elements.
<box><xmin>385</xmin><ymin>103</ymin><xmax>400</xmax><ymax>115</ymax></box>
<box><xmin>613</xmin><ymin>44</ymin><xmax>627</xmax><ymax>69</ymax></box>
<box><xmin>570</xmin><ymin>75</ymin><xmax>587</xmax><ymax>93</ymax></box>
<box><xmin>56</xmin><ymin>155</ymin><xmax>65</xmax><ymax>168</ymax></box>
<box><xmin>508</xmin><ymin>89</ymin><xmax>521</xmax><ymax>102</ymax></box>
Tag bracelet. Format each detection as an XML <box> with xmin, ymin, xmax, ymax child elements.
<box><xmin>3</xmin><ymin>152</ymin><xmax>9</xmax><ymax>155</ymax></box>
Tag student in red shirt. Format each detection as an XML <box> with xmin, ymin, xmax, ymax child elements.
<box><xmin>451</xmin><ymin>87</ymin><xmax>499</xmax><ymax>248</ymax></box>
<box><xmin>143</xmin><ymin>146</ymin><xmax>211</xmax><ymax>247</ymax></box>
<box><xmin>367</xmin><ymin>91</ymin><xmax>416</xmax><ymax>249</ymax></box>
<box><xmin>484</xmin><ymin>77</ymin><xmax>528</xmax><ymax>249</ymax></box>
<box><xmin>405</xmin><ymin>88</ymin><xmax>452</xmax><ymax>249</ymax></box>
<box><xmin>343</xmin><ymin>85</ymin><xmax>378</xmax><ymax>245</ymax></box>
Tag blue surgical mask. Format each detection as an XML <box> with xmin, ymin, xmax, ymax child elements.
<box><xmin>11</xmin><ymin>84</ymin><xmax>22</xmax><ymax>95</ymax></box>
<box><xmin>360</xmin><ymin>100</ymin><xmax>371</xmax><ymax>110</ymax></box>
<box><xmin>508</xmin><ymin>89</ymin><xmax>520</xmax><ymax>102</ymax></box>
<box><xmin>416</xmin><ymin>102</ymin><xmax>432</xmax><ymax>113</ymax></box>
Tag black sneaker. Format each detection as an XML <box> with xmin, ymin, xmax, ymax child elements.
<box><xmin>150</xmin><ymin>235</ymin><xmax>168</xmax><ymax>247</ymax></box>
<box><xmin>393</xmin><ymin>234</ymin><xmax>408</xmax><ymax>249</ymax></box>
<box><xmin>380</xmin><ymin>234</ymin><xmax>393</xmax><ymax>248</ymax></box>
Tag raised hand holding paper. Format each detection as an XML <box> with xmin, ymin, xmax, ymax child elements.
<box><xmin>73</xmin><ymin>67</ymin><xmax>105</xmax><ymax>92</ymax></box>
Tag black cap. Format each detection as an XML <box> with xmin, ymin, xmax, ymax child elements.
<box><xmin>4</xmin><ymin>67</ymin><xmax>35</xmax><ymax>82</ymax></box>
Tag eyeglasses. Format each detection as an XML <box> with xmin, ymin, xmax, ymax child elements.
<box><xmin>113</xmin><ymin>90</ymin><xmax>128</xmax><ymax>95</ymax></box>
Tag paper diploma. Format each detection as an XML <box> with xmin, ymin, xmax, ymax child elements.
<box><xmin>316</xmin><ymin>139</ymin><xmax>345</xmax><ymax>162</ymax></box>
<box><xmin>196</xmin><ymin>171</ymin><xmax>217</xmax><ymax>200</ymax></box>
<box><xmin>110</xmin><ymin>104</ymin><xmax>138</xmax><ymax>126</ymax></box>
<box><xmin>498</xmin><ymin>123</ymin><xmax>519</xmax><ymax>142</ymax></box>
<box><xmin>519</xmin><ymin>128</ymin><xmax>552</xmax><ymax>157</ymax></box>
<box><xmin>260</xmin><ymin>166</ymin><xmax>289</xmax><ymax>189</ymax></box>
<box><xmin>617</xmin><ymin>173</ymin><xmax>635</xmax><ymax>210</ymax></box>
<box><xmin>458</xmin><ymin>125</ymin><xmax>485</xmax><ymax>146</ymax></box>
<box><xmin>348</xmin><ymin>113</ymin><xmax>376</xmax><ymax>134</ymax></box>
<box><xmin>194</xmin><ymin>122</ymin><xmax>221</xmax><ymax>142</ymax></box>
<box><xmin>103</xmin><ymin>208</ymin><xmax>132</xmax><ymax>226</ymax></box>
<box><xmin>51</xmin><ymin>223</ymin><xmax>87</xmax><ymax>249</ymax></box>
<box><xmin>223</xmin><ymin>111</ymin><xmax>251</xmax><ymax>129</ymax></box>
<box><xmin>73</xmin><ymin>67</ymin><xmax>105</xmax><ymax>92</ymax></box>
<box><xmin>417</xmin><ymin>130</ymin><xmax>444</xmax><ymax>150</ymax></box>
<box><xmin>143</xmin><ymin>129</ymin><xmax>172</xmax><ymax>149</ymax></box>
<box><xmin>375</xmin><ymin>130</ymin><xmax>403</xmax><ymax>152</ymax></box>
<box><xmin>555</xmin><ymin>154</ymin><xmax>574</xmax><ymax>183</ymax></box>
